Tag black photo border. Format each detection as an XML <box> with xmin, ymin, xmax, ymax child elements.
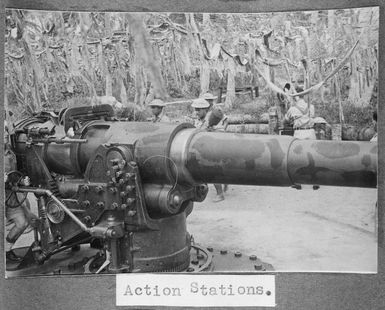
<box><xmin>1</xmin><ymin>1</ymin><xmax>384</xmax><ymax>309</ymax></box>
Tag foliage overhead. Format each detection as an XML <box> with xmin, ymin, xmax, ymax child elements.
<box><xmin>5</xmin><ymin>8</ymin><xmax>378</xmax><ymax>127</ymax></box>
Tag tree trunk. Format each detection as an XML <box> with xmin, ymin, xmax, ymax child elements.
<box><xmin>224</xmin><ymin>57</ymin><xmax>236</xmax><ymax>108</ymax></box>
<box><xmin>134</xmin><ymin>65</ymin><xmax>146</xmax><ymax>107</ymax></box>
<box><xmin>348</xmin><ymin>54</ymin><xmax>361</xmax><ymax>105</ymax></box>
<box><xmin>200</xmin><ymin>61</ymin><xmax>210</xmax><ymax>95</ymax></box>
<box><xmin>106</xmin><ymin>73</ymin><xmax>113</xmax><ymax>96</ymax></box>
<box><xmin>119</xmin><ymin>78</ymin><xmax>127</xmax><ymax>105</ymax></box>
<box><xmin>128</xmin><ymin>13</ymin><xmax>166</xmax><ymax>104</ymax></box>
<box><xmin>202</xmin><ymin>13</ymin><xmax>210</xmax><ymax>25</ymax></box>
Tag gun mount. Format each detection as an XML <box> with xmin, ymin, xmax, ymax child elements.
<box><xmin>6</xmin><ymin>105</ymin><xmax>377</xmax><ymax>274</ymax></box>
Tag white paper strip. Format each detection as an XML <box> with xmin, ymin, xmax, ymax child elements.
<box><xmin>116</xmin><ymin>274</ymin><xmax>275</xmax><ymax>307</ymax></box>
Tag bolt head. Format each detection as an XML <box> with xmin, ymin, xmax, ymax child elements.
<box><xmin>96</xmin><ymin>186</ymin><xmax>104</xmax><ymax>193</ymax></box>
<box><xmin>126</xmin><ymin>173</ymin><xmax>135</xmax><ymax>179</ymax></box>
<box><xmin>126</xmin><ymin>198</ymin><xmax>136</xmax><ymax>206</ymax></box>
<box><xmin>234</xmin><ymin>251</ymin><xmax>242</xmax><ymax>258</ymax></box>
<box><xmin>126</xmin><ymin>185</ymin><xmax>135</xmax><ymax>192</ymax></box>
<box><xmin>127</xmin><ymin>210</ymin><xmax>136</xmax><ymax>217</ymax></box>
<box><xmin>254</xmin><ymin>264</ymin><xmax>263</xmax><ymax>270</ymax></box>
<box><xmin>120</xmin><ymin>204</ymin><xmax>127</xmax><ymax>210</ymax></box>
<box><xmin>82</xmin><ymin>185</ymin><xmax>89</xmax><ymax>192</ymax></box>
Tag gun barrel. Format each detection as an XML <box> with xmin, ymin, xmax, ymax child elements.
<box><xmin>13</xmin><ymin>119</ymin><xmax>377</xmax><ymax>188</ymax></box>
<box><xmin>170</xmin><ymin>129</ymin><xmax>377</xmax><ymax>188</ymax></box>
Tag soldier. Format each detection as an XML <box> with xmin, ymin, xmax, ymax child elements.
<box><xmin>191</xmin><ymin>98</ymin><xmax>228</xmax><ymax>202</ymax></box>
<box><xmin>201</xmin><ymin>92</ymin><xmax>217</xmax><ymax>108</ymax></box>
<box><xmin>371</xmin><ymin>110</ymin><xmax>377</xmax><ymax>142</ymax></box>
<box><xmin>284</xmin><ymin>86</ymin><xmax>316</xmax><ymax>139</ymax></box>
<box><xmin>191</xmin><ymin>98</ymin><xmax>211</xmax><ymax>129</ymax></box>
<box><xmin>149</xmin><ymin>99</ymin><xmax>170</xmax><ymax>123</ymax></box>
<box><xmin>4</xmin><ymin>119</ymin><xmax>34</xmax><ymax>263</ymax></box>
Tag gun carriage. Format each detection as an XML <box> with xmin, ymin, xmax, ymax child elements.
<box><xmin>5</xmin><ymin>105</ymin><xmax>377</xmax><ymax>274</ymax></box>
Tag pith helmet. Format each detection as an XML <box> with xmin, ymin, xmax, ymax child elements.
<box><xmin>201</xmin><ymin>92</ymin><xmax>216</xmax><ymax>100</ymax></box>
<box><xmin>148</xmin><ymin>99</ymin><xmax>165</xmax><ymax>107</ymax></box>
<box><xmin>191</xmin><ymin>98</ymin><xmax>210</xmax><ymax>108</ymax></box>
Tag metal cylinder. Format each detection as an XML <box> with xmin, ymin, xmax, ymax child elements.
<box><xmin>287</xmin><ymin>139</ymin><xmax>377</xmax><ymax>187</ymax></box>
<box><xmin>171</xmin><ymin>129</ymin><xmax>293</xmax><ymax>186</ymax></box>
<box><xmin>169</xmin><ymin>129</ymin><xmax>377</xmax><ymax>188</ymax></box>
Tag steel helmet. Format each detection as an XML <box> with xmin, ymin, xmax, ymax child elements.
<box><xmin>191</xmin><ymin>98</ymin><xmax>210</xmax><ymax>109</ymax></box>
<box><xmin>148</xmin><ymin>99</ymin><xmax>165</xmax><ymax>107</ymax></box>
<box><xmin>201</xmin><ymin>92</ymin><xmax>216</xmax><ymax>100</ymax></box>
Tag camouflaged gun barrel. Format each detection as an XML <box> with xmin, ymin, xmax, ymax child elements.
<box><xmin>13</xmin><ymin>120</ymin><xmax>377</xmax><ymax>188</ymax></box>
<box><xmin>170</xmin><ymin>128</ymin><xmax>378</xmax><ymax>188</ymax></box>
<box><xmin>171</xmin><ymin>129</ymin><xmax>377</xmax><ymax>187</ymax></box>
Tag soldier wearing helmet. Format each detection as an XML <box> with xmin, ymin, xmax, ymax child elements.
<box><xmin>148</xmin><ymin>99</ymin><xmax>170</xmax><ymax>123</ymax></box>
<box><xmin>201</xmin><ymin>92</ymin><xmax>216</xmax><ymax>108</ymax></box>
<box><xmin>191</xmin><ymin>98</ymin><xmax>211</xmax><ymax>129</ymax></box>
<box><xmin>191</xmin><ymin>96</ymin><xmax>228</xmax><ymax>202</ymax></box>
<box><xmin>200</xmin><ymin>92</ymin><xmax>228</xmax><ymax>130</ymax></box>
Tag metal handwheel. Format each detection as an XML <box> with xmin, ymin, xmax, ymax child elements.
<box><xmin>5</xmin><ymin>170</ymin><xmax>28</xmax><ymax>209</ymax></box>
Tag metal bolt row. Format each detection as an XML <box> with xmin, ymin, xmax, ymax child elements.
<box><xmin>100</xmin><ymin>159</ymin><xmax>138</xmax><ymax>215</ymax></box>
<box><xmin>206</xmin><ymin>246</ymin><xmax>258</xmax><ymax>261</ymax></box>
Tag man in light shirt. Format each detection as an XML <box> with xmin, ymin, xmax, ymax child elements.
<box><xmin>284</xmin><ymin>86</ymin><xmax>316</xmax><ymax>140</ymax></box>
<box><xmin>191</xmin><ymin>98</ymin><xmax>228</xmax><ymax>202</ymax></box>
<box><xmin>149</xmin><ymin>99</ymin><xmax>170</xmax><ymax>123</ymax></box>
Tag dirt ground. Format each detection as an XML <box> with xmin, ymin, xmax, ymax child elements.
<box><xmin>10</xmin><ymin>185</ymin><xmax>377</xmax><ymax>273</ymax></box>
<box><xmin>187</xmin><ymin>184</ymin><xmax>377</xmax><ymax>273</ymax></box>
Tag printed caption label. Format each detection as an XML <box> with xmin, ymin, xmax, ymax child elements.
<box><xmin>116</xmin><ymin>274</ymin><xmax>275</xmax><ymax>307</ymax></box>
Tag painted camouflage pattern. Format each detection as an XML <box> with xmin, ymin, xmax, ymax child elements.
<box><xmin>178</xmin><ymin>129</ymin><xmax>377</xmax><ymax>188</ymax></box>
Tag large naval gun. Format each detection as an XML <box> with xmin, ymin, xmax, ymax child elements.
<box><xmin>6</xmin><ymin>105</ymin><xmax>377</xmax><ymax>275</ymax></box>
